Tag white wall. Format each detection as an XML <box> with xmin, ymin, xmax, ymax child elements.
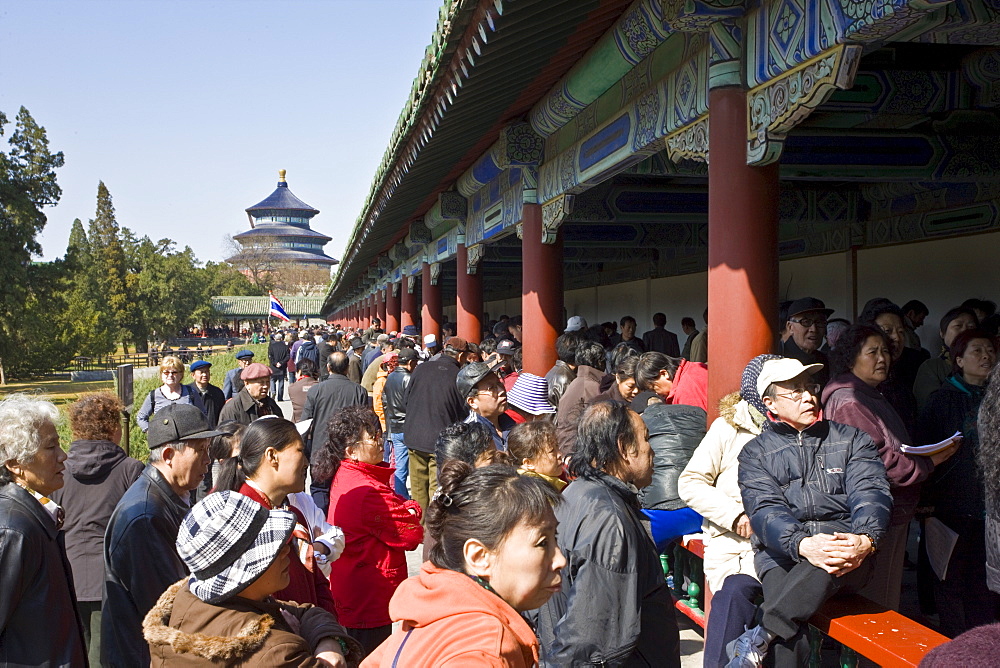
<box><xmin>439</xmin><ymin>232</ymin><xmax>1000</xmax><ymax>342</ymax></box>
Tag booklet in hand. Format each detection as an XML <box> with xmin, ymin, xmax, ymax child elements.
<box><xmin>900</xmin><ymin>431</ymin><xmax>962</xmax><ymax>456</ymax></box>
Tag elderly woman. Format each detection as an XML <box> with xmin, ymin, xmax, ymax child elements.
<box><xmin>914</xmin><ymin>306</ymin><xmax>980</xmax><ymax>409</ymax></box>
<box><xmin>314</xmin><ymin>406</ymin><xmax>423</xmax><ymax>657</ymax></box>
<box><xmin>919</xmin><ymin>329</ymin><xmax>1000</xmax><ymax>637</ymax></box>
<box><xmin>678</xmin><ymin>354</ymin><xmax>778</xmax><ymax>668</ymax></box>
<box><xmin>136</xmin><ymin>355</ymin><xmax>207</xmax><ymax>432</ymax></box>
<box><xmin>363</xmin><ymin>463</ymin><xmax>565</xmax><ymax>667</ymax></box>
<box><xmin>0</xmin><ymin>393</ymin><xmax>87</xmax><ymax>666</ymax></box>
<box><xmin>51</xmin><ymin>392</ymin><xmax>144</xmax><ymax>664</ymax></box>
<box><xmin>143</xmin><ymin>490</ymin><xmax>362</xmax><ymax>666</ymax></box>
<box><xmin>823</xmin><ymin>325</ymin><xmax>956</xmax><ymax>611</ymax></box>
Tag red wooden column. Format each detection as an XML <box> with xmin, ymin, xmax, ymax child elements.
<box><xmin>401</xmin><ymin>275</ymin><xmax>417</xmax><ymax>332</ymax></box>
<box><xmin>521</xmin><ymin>203</ymin><xmax>563</xmax><ymax>376</ymax></box>
<box><xmin>376</xmin><ymin>289</ymin><xmax>387</xmax><ymax>327</ymax></box>
<box><xmin>456</xmin><ymin>242</ymin><xmax>483</xmax><ymax>343</ymax></box>
<box><xmin>707</xmin><ymin>86</ymin><xmax>779</xmax><ymax>417</ymax></box>
<box><xmin>386</xmin><ymin>283</ymin><xmax>401</xmax><ymax>332</ymax></box>
<box><xmin>369</xmin><ymin>295</ymin><xmax>377</xmax><ymax>327</ymax></box>
<box><xmin>421</xmin><ymin>262</ymin><xmax>441</xmax><ymax>344</ymax></box>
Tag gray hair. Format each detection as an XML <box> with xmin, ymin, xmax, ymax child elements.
<box><xmin>147</xmin><ymin>440</ymin><xmax>188</xmax><ymax>464</ymax></box>
<box><xmin>0</xmin><ymin>394</ymin><xmax>60</xmax><ymax>485</ymax></box>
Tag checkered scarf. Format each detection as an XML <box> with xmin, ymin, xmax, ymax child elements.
<box><xmin>741</xmin><ymin>354</ymin><xmax>783</xmax><ymax>429</ymax></box>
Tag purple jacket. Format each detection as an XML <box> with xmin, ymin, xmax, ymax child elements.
<box><xmin>823</xmin><ymin>373</ymin><xmax>933</xmax><ymax>525</ymax></box>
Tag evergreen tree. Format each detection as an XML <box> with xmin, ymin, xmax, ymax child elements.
<box><xmin>86</xmin><ymin>181</ymin><xmax>130</xmax><ymax>354</ymax></box>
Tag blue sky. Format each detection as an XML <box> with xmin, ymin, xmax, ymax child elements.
<box><xmin>1</xmin><ymin>0</ymin><xmax>442</xmax><ymax>263</ymax></box>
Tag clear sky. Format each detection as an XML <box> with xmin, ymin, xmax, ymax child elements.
<box><xmin>1</xmin><ymin>0</ymin><xmax>442</xmax><ymax>265</ymax></box>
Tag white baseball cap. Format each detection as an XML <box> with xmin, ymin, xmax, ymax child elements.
<box><xmin>423</xmin><ymin>334</ymin><xmax>437</xmax><ymax>346</ymax></box>
<box><xmin>565</xmin><ymin>315</ymin><xmax>588</xmax><ymax>333</ymax></box>
<box><xmin>756</xmin><ymin>358</ymin><xmax>824</xmax><ymax>397</ymax></box>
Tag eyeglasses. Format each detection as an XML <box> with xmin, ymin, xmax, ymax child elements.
<box><xmin>789</xmin><ymin>318</ymin><xmax>828</xmax><ymax>329</ymax></box>
<box><xmin>161</xmin><ymin>370</ymin><xmax>180</xmax><ymax>376</ymax></box>
<box><xmin>476</xmin><ymin>386</ymin><xmax>505</xmax><ymax>397</ymax></box>
<box><xmin>773</xmin><ymin>384</ymin><xmax>820</xmax><ymax>401</ymax></box>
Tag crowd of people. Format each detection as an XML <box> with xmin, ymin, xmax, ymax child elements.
<box><xmin>2</xmin><ymin>297</ymin><xmax>1000</xmax><ymax>667</ymax></box>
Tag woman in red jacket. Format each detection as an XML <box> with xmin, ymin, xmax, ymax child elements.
<box><xmin>215</xmin><ymin>418</ymin><xmax>339</xmax><ymax>616</ymax></box>
<box><xmin>313</xmin><ymin>406</ymin><xmax>423</xmax><ymax>657</ymax></box>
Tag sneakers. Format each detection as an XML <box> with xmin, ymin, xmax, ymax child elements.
<box><xmin>725</xmin><ymin>625</ymin><xmax>771</xmax><ymax>668</ymax></box>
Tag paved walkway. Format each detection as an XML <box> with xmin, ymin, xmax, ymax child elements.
<box><xmin>277</xmin><ymin>390</ymin><xmax>704</xmax><ymax>665</ymax></box>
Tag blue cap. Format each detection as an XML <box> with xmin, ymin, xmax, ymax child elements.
<box><xmin>235</xmin><ymin>349</ymin><xmax>254</xmax><ymax>360</ymax></box>
<box><xmin>401</xmin><ymin>325</ymin><xmax>418</xmax><ymax>336</ymax></box>
<box><xmin>190</xmin><ymin>360</ymin><xmax>211</xmax><ymax>372</ymax></box>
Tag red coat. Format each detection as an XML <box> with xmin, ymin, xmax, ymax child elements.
<box><xmin>665</xmin><ymin>359</ymin><xmax>708</xmax><ymax>412</ymax></box>
<box><xmin>238</xmin><ymin>483</ymin><xmax>337</xmax><ymax>615</ymax></box>
<box><xmin>327</xmin><ymin>460</ymin><xmax>423</xmax><ymax>628</ymax></box>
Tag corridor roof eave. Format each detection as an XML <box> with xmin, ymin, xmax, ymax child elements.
<box><xmin>323</xmin><ymin>0</ymin><xmax>633</xmax><ymax>315</ymax></box>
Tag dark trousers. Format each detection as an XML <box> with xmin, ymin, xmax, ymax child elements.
<box><xmin>704</xmin><ymin>574</ymin><xmax>761</xmax><ymax>668</ymax></box>
<box><xmin>78</xmin><ymin>600</ymin><xmax>102</xmax><ymax>668</ymax></box>
<box><xmin>760</xmin><ymin>558</ymin><xmax>874</xmax><ymax>667</ymax></box>
<box><xmin>347</xmin><ymin>624</ymin><xmax>392</xmax><ymax>658</ymax></box>
<box><xmin>934</xmin><ymin>515</ymin><xmax>1000</xmax><ymax>637</ymax></box>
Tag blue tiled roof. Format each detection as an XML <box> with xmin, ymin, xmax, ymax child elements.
<box><xmin>233</xmin><ymin>224</ymin><xmax>332</xmax><ymax>243</ymax></box>
<box><xmin>246</xmin><ymin>182</ymin><xmax>319</xmax><ymax>215</ymax></box>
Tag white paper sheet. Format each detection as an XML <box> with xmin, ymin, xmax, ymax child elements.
<box><xmin>900</xmin><ymin>431</ymin><xmax>962</xmax><ymax>456</ymax></box>
<box><xmin>924</xmin><ymin>516</ymin><xmax>959</xmax><ymax>581</ymax></box>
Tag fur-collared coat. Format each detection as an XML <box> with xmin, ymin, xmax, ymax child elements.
<box><xmin>143</xmin><ymin>580</ymin><xmax>362</xmax><ymax>667</ymax></box>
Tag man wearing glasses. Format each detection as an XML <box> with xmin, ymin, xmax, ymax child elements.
<box><xmin>725</xmin><ymin>358</ymin><xmax>891</xmax><ymax>668</ymax></box>
<box><xmin>781</xmin><ymin>297</ymin><xmax>834</xmax><ymax>388</ymax></box>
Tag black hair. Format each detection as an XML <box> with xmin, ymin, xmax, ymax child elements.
<box><xmin>778</xmin><ymin>301</ymin><xmax>792</xmax><ymax>330</ymax></box>
<box><xmin>427</xmin><ymin>461</ymin><xmax>561</xmax><ymax>573</ymax></box>
<box><xmin>512</xmin><ymin>346</ymin><xmax>523</xmax><ymax>372</ymax></box>
<box><xmin>479</xmin><ymin>338</ymin><xmax>497</xmax><ymax>356</ymax></box>
<box><xmin>830</xmin><ymin>324</ymin><xmax>890</xmax><ymax>377</ymax></box>
<box><xmin>652</xmin><ymin>312</ymin><xmax>666</xmax><ymax>327</ymax></box>
<box><xmin>209</xmin><ymin>421</ymin><xmax>245</xmax><ymax>462</ymax></box>
<box><xmin>215</xmin><ymin>418</ymin><xmax>301</xmax><ymax>493</ymax></box>
<box><xmin>575</xmin><ymin>340</ymin><xmax>607</xmax><ymax>369</ymax></box>
<box><xmin>619</xmin><ymin>315</ymin><xmax>636</xmax><ymax>327</ymax></box>
<box><xmin>681</xmin><ymin>317</ymin><xmax>696</xmax><ymax>329</ymax></box>
<box><xmin>310</xmin><ymin>405</ymin><xmax>382</xmax><ymax>485</ymax></box>
<box><xmin>901</xmin><ymin>300</ymin><xmax>929</xmax><ymax>317</ymax></box>
<box><xmin>609</xmin><ymin>342</ymin><xmax>639</xmax><ymax>376</ymax></box>
<box><xmin>507</xmin><ymin>421</ymin><xmax>556</xmax><ymax>463</ymax></box>
<box><xmin>858</xmin><ymin>297</ymin><xmax>904</xmax><ymax>326</ymax></box>
<box><xmin>555</xmin><ymin>332</ymin><xmax>581</xmax><ymax>365</ymax></box>
<box><xmin>634</xmin><ymin>351</ymin><xmax>681</xmax><ymax>391</ymax></box>
<box><xmin>940</xmin><ymin>306</ymin><xmax>979</xmax><ymax>336</ymax></box>
<box><xmin>962</xmin><ymin>298</ymin><xmax>998</xmax><ymax>318</ymax></box>
<box><xmin>328</xmin><ymin>351</ymin><xmax>350</xmax><ymax>375</ymax></box>
<box><xmin>296</xmin><ymin>358</ymin><xmax>319</xmax><ymax>380</ymax></box>
<box><xmin>435</xmin><ymin>421</ymin><xmax>497</xmax><ymax>467</ymax></box>
<box><xmin>614</xmin><ymin>354</ymin><xmax>639</xmax><ymax>382</ymax></box>
<box><xmin>568</xmin><ymin>401</ymin><xmax>640</xmax><ymax>478</ymax></box>
<box><xmin>950</xmin><ymin>329</ymin><xmax>996</xmax><ymax>375</ymax></box>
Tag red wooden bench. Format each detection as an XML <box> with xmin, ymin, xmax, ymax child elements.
<box><xmin>671</xmin><ymin>537</ymin><xmax>950</xmax><ymax>667</ymax></box>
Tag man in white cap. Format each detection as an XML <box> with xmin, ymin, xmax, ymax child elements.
<box><xmin>726</xmin><ymin>358</ymin><xmax>891</xmax><ymax>668</ymax></box>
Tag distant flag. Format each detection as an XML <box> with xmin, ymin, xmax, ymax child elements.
<box><xmin>269</xmin><ymin>292</ymin><xmax>290</xmax><ymax>322</ymax></box>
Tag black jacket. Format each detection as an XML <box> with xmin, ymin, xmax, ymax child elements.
<box><xmin>545</xmin><ymin>360</ymin><xmax>576</xmax><ymax>410</ymax></box>
<box><xmin>51</xmin><ymin>439</ymin><xmax>144</xmax><ymax>601</ymax></box>
<box><xmin>737</xmin><ymin>419</ymin><xmax>892</xmax><ymax>578</ymax></box>
<box><xmin>639</xmin><ymin>403</ymin><xmax>707</xmax><ymax>511</ymax></box>
<box><xmin>382</xmin><ymin>366</ymin><xmax>413</xmax><ymax>433</ymax></box>
<box><xmin>403</xmin><ymin>356</ymin><xmax>468</xmax><ymax>454</ymax></box>
<box><xmin>186</xmin><ymin>381</ymin><xmax>225</xmax><ymax>427</ymax></box>
<box><xmin>0</xmin><ymin>483</ymin><xmax>88</xmax><ymax>667</ymax></box>
<box><xmin>268</xmin><ymin>340</ymin><xmax>290</xmax><ymax>379</ymax></box>
<box><xmin>781</xmin><ymin>337</ymin><xmax>830</xmax><ymax>388</ymax></box>
<box><xmin>218</xmin><ymin>387</ymin><xmax>283</xmax><ymax>427</ymax></box>
<box><xmin>534</xmin><ymin>472</ymin><xmax>680</xmax><ymax>667</ymax></box>
<box><xmin>102</xmin><ymin>465</ymin><xmax>190</xmax><ymax>668</ymax></box>
<box><xmin>301</xmin><ymin>374</ymin><xmax>369</xmax><ymax>458</ymax></box>
<box><xmin>642</xmin><ymin>328</ymin><xmax>680</xmax><ymax>357</ymax></box>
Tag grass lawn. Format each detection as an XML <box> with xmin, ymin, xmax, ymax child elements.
<box><xmin>1</xmin><ymin>343</ymin><xmax>270</xmax><ymax>462</ymax></box>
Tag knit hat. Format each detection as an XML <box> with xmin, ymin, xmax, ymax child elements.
<box><xmin>740</xmin><ymin>354</ymin><xmax>783</xmax><ymax>418</ymax></box>
<box><xmin>177</xmin><ymin>490</ymin><xmax>296</xmax><ymax>604</ymax></box>
<box><xmin>507</xmin><ymin>373</ymin><xmax>556</xmax><ymax>415</ymax></box>
<box><xmin>240</xmin><ymin>362</ymin><xmax>272</xmax><ymax>381</ymax></box>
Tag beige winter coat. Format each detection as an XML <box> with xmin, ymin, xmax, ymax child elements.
<box><xmin>677</xmin><ymin>392</ymin><xmax>760</xmax><ymax>592</ymax></box>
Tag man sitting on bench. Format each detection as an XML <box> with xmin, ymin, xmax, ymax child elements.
<box><xmin>728</xmin><ymin>358</ymin><xmax>892</xmax><ymax>668</ymax></box>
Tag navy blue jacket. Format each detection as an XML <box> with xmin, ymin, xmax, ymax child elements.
<box><xmin>737</xmin><ymin>418</ymin><xmax>891</xmax><ymax>577</ymax></box>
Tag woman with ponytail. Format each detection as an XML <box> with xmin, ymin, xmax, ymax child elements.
<box><xmin>362</xmin><ymin>462</ymin><xmax>566</xmax><ymax>667</ymax></box>
<box><xmin>216</xmin><ymin>417</ymin><xmax>342</xmax><ymax>617</ymax></box>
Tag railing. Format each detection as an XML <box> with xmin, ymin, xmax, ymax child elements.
<box><xmin>71</xmin><ymin>346</ymin><xmax>226</xmax><ymax>372</ymax></box>
<box><xmin>666</xmin><ymin>537</ymin><xmax>950</xmax><ymax>667</ymax></box>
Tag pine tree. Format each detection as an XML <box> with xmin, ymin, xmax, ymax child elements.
<box><xmin>87</xmin><ymin>181</ymin><xmax>130</xmax><ymax>354</ymax></box>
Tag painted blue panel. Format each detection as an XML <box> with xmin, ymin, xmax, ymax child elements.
<box><xmin>579</xmin><ymin>114</ymin><xmax>631</xmax><ymax>171</ymax></box>
<box><xmin>437</xmin><ymin>238</ymin><xmax>448</xmax><ymax>255</ymax></box>
<box><xmin>472</xmin><ymin>157</ymin><xmax>502</xmax><ymax>188</ymax></box>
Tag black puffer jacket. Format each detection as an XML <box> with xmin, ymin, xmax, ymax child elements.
<box><xmin>639</xmin><ymin>403</ymin><xmax>707</xmax><ymax>511</ymax></box>
<box><xmin>382</xmin><ymin>366</ymin><xmax>413</xmax><ymax>433</ymax></box>
<box><xmin>737</xmin><ymin>419</ymin><xmax>892</xmax><ymax>577</ymax></box>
